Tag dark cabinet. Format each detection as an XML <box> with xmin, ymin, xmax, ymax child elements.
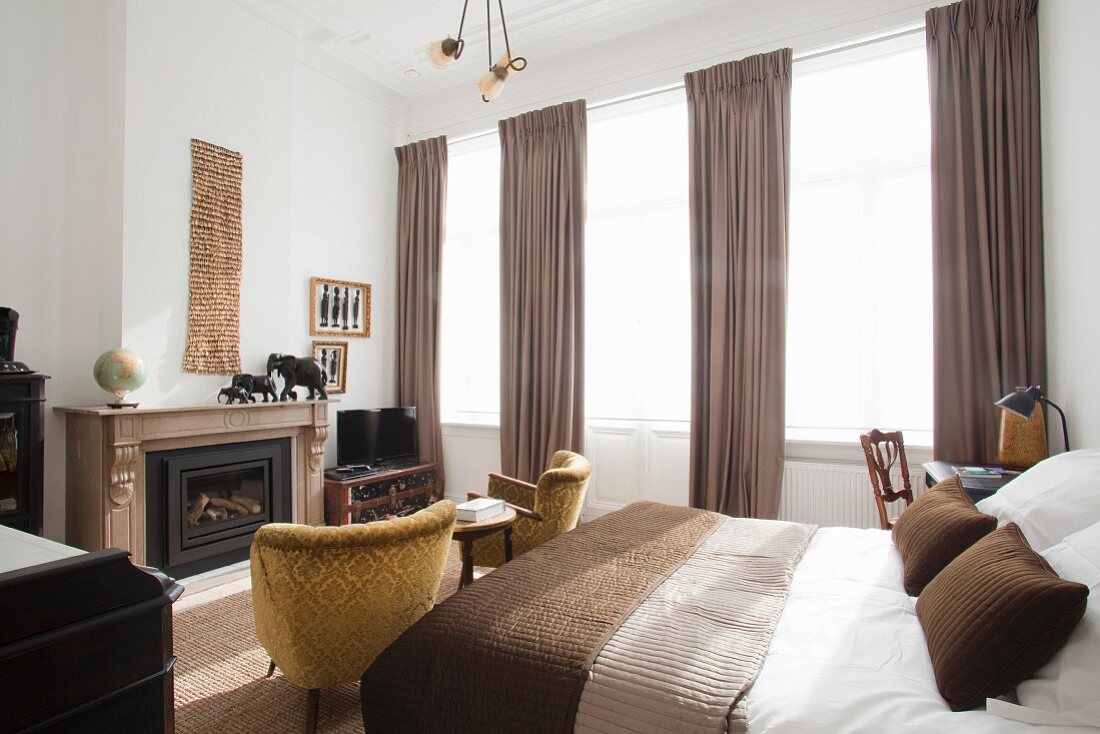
<box><xmin>0</xmin><ymin>374</ymin><xmax>47</xmax><ymax>535</ymax></box>
<box><xmin>0</xmin><ymin>545</ymin><xmax>182</xmax><ymax>732</ymax></box>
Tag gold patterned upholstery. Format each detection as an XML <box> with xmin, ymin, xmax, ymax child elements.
<box><xmin>250</xmin><ymin>500</ymin><xmax>456</xmax><ymax>696</ymax></box>
<box><xmin>472</xmin><ymin>451</ymin><xmax>591</xmax><ymax>567</ymax></box>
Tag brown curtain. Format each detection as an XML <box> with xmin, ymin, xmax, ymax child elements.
<box><xmin>685</xmin><ymin>49</ymin><xmax>792</xmax><ymax>519</ymax></box>
<box><xmin>499</xmin><ymin>100</ymin><xmax>586</xmax><ymax>483</ymax></box>
<box><xmin>394</xmin><ymin>136</ymin><xmax>447</xmax><ymax>491</ymax></box>
<box><xmin>927</xmin><ymin>0</ymin><xmax>1045</xmax><ymax>463</ymax></box>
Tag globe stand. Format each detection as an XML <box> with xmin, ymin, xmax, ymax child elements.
<box><xmin>107</xmin><ymin>391</ymin><xmax>139</xmax><ymax>409</ymax></box>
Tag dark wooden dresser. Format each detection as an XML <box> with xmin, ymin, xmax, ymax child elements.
<box><xmin>0</xmin><ymin>527</ymin><xmax>182</xmax><ymax>733</ymax></box>
<box><xmin>324</xmin><ymin>461</ymin><xmax>439</xmax><ymax>525</ymax></box>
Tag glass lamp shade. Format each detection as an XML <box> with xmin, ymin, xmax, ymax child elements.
<box><xmin>477</xmin><ymin>69</ymin><xmax>508</xmax><ymax>101</ymax></box>
<box><xmin>476</xmin><ymin>53</ymin><xmax>520</xmax><ymax>101</ymax></box>
<box><xmin>427</xmin><ymin>38</ymin><xmax>460</xmax><ymax>68</ymax></box>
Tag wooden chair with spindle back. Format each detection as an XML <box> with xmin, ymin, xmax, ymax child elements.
<box><xmin>859</xmin><ymin>429</ymin><xmax>915</xmax><ymax>530</ymax></box>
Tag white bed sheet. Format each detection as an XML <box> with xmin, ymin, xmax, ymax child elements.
<box><xmin>745</xmin><ymin>526</ymin><xmax>1098</xmax><ymax>734</ymax></box>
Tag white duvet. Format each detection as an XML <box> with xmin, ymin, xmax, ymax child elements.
<box><xmin>745</xmin><ymin>527</ymin><xmax>1098</xmax><ymax>734</ymax></box>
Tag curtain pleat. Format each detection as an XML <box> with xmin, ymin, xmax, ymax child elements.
<box><xmin>685</xmin><ymin>49</ymin><xmax>792</xmax><ymax>519</ymax></box>
<box><xmin>499</xmin><ymin>100</ymin><xmax>587</xmax><ymax>483</ymax></box>
<box><xmin>394</xmin><ymin>136</ymin><xmax>448</xmax><ymax>491</ymax></box>
<box><xmin>927</xmin><ymin>0</ymin><xmax>1045</xmax><ymax>462</ymax></box>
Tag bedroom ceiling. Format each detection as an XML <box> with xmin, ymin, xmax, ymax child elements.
<box><xmin>231</xmin><ymin>0</ymin><xmax>730</xmax><ymax>97</ymax></box>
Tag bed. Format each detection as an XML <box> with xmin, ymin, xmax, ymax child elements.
<box><xmin>360</xmin><ymin>451</ymin><xmax>1100</xmax><ymax>734</ymax></box>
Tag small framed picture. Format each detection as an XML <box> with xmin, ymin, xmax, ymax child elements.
<box><xmin>310</xmin><ymin>277</ymin><xmax>370</xmax><ymax>338</ymax></box>
<box><xmin>312</xmin><ymin>341</ymin><xmax>348</xmax><ymax>394</ymax></box>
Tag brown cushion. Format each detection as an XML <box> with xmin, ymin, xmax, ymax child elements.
<box><xmin>891</xmin><ymin>476</ymin><xmax>997</xmax><ymax>595</ymax></box>
<box><xmin>916</xmin><ymin>523</ymin><xmax>1089</xmax><ymax>711</ymax></box>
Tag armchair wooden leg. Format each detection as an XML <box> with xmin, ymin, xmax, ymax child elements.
<box><xmin>265</xmin><ymin>659</ymin><xmax>276</xmax><ymax>678</ymax></box>
<box><xmin>305</xmin><ymin>689</ymin><xmax>320</xmax><ymax>733</ymax></box>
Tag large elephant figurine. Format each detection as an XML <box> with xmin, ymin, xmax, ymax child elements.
<box><xmin>231</xmin><ymin>373</ymin><xmax>279</xmax><ymax>403</ymax></box>
<box><xmin>266</xmin><ymin>353</ymin><xmax>328</xmax><ymax>401</ymax></box>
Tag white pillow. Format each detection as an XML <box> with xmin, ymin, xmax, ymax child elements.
<box><xmin>1014</xmin><ymin>521</ymin><xmax>1100</xmax><ymax>727</ymax></box>
<box><xmin>976</xmin><ymin>448</ymin><xmax>1100</xmax><ymax>550</ymax></box>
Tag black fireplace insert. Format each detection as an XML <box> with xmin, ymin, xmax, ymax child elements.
<box><xmin>145</xmin><ymin>438</ymin><xmax>291</xmax><ymax>578</ymax></box>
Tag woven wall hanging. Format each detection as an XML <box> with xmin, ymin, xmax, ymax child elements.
<box><xmin>183</xmin><ymin>138</ymin><xmax>243</xmax><ymax>374</ymax></box>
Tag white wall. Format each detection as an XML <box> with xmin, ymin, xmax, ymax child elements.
<box><xmin>1040</xmin><ymin>0</ymin><xmax>1100</xmax><ymax>450</ymax></box>
<box><xmin>119</xmin><ymin>1</ymin><xmax>403</xmax><ymax>465</ymax></box>
<box><xmin>2</xmin><ymin>0</ymin><xmax>405</xmax><ymax>539</ymax></box>
<box><xmin>120</xmin><ymin>0</ymin><xmax>296</xmax><ymax>406</ymax></box>
<box><xmin>289</xmin><ymin>64</ymin><xmax>404</xmax><ymax>459</ymax></box>
<box><xmin>1</xmin><ymin>0</ymin><xmax>127</xmax><ymax>539</ymax></box>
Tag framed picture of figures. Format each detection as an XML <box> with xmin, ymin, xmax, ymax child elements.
<box><xmin>312</xmin><ymin>340</ymin><xmax>348</xmax><ymax>394</ymax></box>
<box><xmin>310</xmin><ymin>277</ymin><xmax>370</xmax><ymax>338</ymax></box>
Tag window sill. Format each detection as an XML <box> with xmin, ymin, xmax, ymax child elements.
<box><xmin>439</xmin><ymin>418</ymin><xmax>933</xmax><ymax>465</ymax></box>
<box><xmin>441</xmin><ymin>413</ymin><xmax>500</xmax><ymax>429</ymax></box>
<box><xmin>786</xmin><ymin>435</ymin><xmax>932</xmax><ymax>464</ymax></box>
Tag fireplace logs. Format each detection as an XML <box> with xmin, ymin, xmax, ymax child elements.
<box><xmin>209</xmin><ymin>497</ymin><xmax>253</xmax><ymax>516</ymax></box>
<box><xmin>186</xmin><ymin>490</ymin><xmax>263</xmax><ymax>527</ymax></box>
<box><xmin>186</xmin><ymin>493</ymin><xmax>209</xmax><ymax>526</ymax></box>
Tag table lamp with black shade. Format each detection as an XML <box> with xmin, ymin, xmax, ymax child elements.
<box><xmin>995</xmin><ymin>386</ymin><xmax>1070</xmax><ymax>468</ymax></box>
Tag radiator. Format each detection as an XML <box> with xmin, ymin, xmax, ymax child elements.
<box><xmin>778</xmin><ymin>460</ymin><xmax>926</xmax><ymax>529</ymax></box>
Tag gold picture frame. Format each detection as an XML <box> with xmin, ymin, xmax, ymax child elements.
<box><xmin>310</xmin><ymin>277</ymin><xmax>370</xmax><ymax>337</ymax></box>
<box><xmin>312</xmin><ymin>341</ymin><xmax>348</xmax><ymax>394</ymax></box>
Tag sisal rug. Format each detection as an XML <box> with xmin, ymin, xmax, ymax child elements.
<box><xmin>173</xmin><ymin>543</ymin><xmax>470</xmax><ymax>733</ymax></box>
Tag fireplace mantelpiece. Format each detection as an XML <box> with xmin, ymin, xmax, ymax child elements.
<box><xmin>56</xmin><ymin>401</ymin><xmax>328</xmax><ymax>564</ymax></box>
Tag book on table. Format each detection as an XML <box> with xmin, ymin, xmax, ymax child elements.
<box><xmin>958</xmin><ymin>466</ymin><xmax>1000</xmax><ymax>477</ymax></box>
<box><xmin>956</xmin><ymin>466</ymin><xmax>1020</xmax><ymax>478</ymax></box>
<box><xmin>456</xmin><ymin>497</ymin><xmax>506</xmax><ymax>523</ymax></box>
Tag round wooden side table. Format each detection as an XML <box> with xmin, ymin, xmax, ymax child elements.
<box><xmin>451</xmin><ymin>506</ymin><xmax>516</xmax><ymax>588</ymax></box>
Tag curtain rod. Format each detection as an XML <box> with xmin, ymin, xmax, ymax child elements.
<box><xmin>448</xmin><ymin>23</ymin><xmax>925</xmax><ymax>145</ymax></box>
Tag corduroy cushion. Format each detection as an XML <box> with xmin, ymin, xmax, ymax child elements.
<box><xmin>891</xmin><ymin>476</ymin><xmax>997</xmax><ymax>595</ymax></box>
<box><xmin>916</xmin><ymin>523</ymin><xmax>1089</xmax><ymax>711</ymax></box>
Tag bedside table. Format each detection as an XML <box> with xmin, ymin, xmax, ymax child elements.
<box><xmin>922</xmin><ymin>461</ymin><xmax>1017</xmax><ymax>503</ymax></box>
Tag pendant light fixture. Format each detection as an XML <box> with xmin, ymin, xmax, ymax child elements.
<box><xmin>426</xmin><ymin>0</ymin><xmax>527</xmax><ymax>103</ymax></box>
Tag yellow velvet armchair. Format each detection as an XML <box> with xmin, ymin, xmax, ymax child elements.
<box><xmin>470</xmin><ymin>450</ymin><xmax>592</xmax><ymax>568</ymax></box>
<box><xmin>250</xmin><ymin>500</ymin><xmax>456</xmax><ymax>732</ymax></box>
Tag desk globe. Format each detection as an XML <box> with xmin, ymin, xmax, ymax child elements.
<box><xmin>93</xmin><ymin>348</ymin><xmax>147</xmax><ymax>408</ymax></box>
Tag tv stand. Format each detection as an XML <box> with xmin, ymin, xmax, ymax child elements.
<box><xmin>323</xmin><ymin>461</ymin><xmax>439</xmax><ymax>526</ymax></box>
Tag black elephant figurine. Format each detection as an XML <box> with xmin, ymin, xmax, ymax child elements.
<box><xmin>218</xmin><ymin>385</ymin><xmax>253</xmax><ymax>405</ymax></box>
<box><xmin>267</xmin><ymin>353</ymin><xmax>328</xmax><ymax>401</ymax></box>
<box><xmin>231</xmin><ymin>373</ymin><xmax>279</xmax><ymax>403</ymax></box>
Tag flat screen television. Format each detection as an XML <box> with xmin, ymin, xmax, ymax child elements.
<box><xmin>336</xmin><ymin>407</ymin><xmax>418</xmax><ymax>467</ymax></box>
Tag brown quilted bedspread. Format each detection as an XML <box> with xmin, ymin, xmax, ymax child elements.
<box><xmin>360</xmin><ymin>501</ymin><xmax>724</xmax><ymax>733</ymax></box>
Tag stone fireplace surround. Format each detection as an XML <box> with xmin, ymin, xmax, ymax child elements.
<box><xmin>55</xmin><ymin>401</ymin><xmax>328</xmax><ymax>566</ymax></box>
